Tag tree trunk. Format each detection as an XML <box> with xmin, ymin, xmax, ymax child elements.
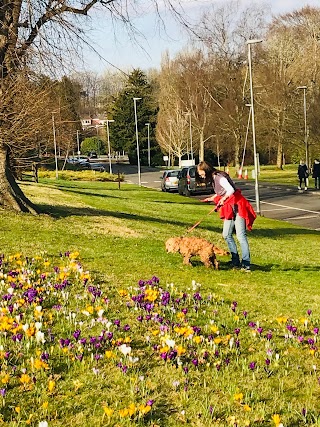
<box><xmin>276</xmin><ymin>141</ymin><xmax>283</xmax><ymax>169</ymax></box>
<box><xmin>0</xmin><ymin>144</ymin><xmax>39</xmax><ymax>214</ymax></box>
<box><xmin>199</xmin><ymin>129</ymin><xmax>204</xmax><ymax>162</ymax></box>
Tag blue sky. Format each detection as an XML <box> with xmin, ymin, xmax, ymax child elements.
<box><xmin>82</xmin><ymin>0</ymin><xmax>320</xmax><ymax>74</ymax></box>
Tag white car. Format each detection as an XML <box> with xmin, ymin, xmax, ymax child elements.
<box><xmin>160</xmin><ymin>170</ymin><xmax>181</xmax><ymax>192</ymax></box>
<box><xmin>67</xmin><ymin>156</ymin><xmax>89</xmax><ymax>164</ymax></box>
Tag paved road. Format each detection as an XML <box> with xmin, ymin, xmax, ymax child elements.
<box><xmin>113</xmin><ymin>163</ymin><xmax>320</xmax><ymax>231</ymax></box>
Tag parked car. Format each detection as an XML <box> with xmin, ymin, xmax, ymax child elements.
<box><xmin>160</xmin><ymin>169</ymin><xmax>181</xmax><ymax>192</ymax></box>
<box><xmin>79</xmin><ymin>161</ymin><xmax>107</xmax><ymax>172</ymax></box>
<box><xmin>178</xmin><ymin>166</ymin><xmax>213</xmax><ymax>196</ymax></box>
<box><xmin>66</xmin><ymin>156</ymin><xmax>89</xmax><ymax>164</ymax></box>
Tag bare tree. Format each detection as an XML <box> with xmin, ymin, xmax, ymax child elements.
<box><xmin>266</xmin><ymin>6</ymin><xmax>320</xmax><ymax>164</ymax></box>
<box><xmin>0</xmin><ymin>0</ymin><xmax>189</xmax><ymax>213</ymax></box>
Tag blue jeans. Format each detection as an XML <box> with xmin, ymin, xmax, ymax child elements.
<box><xmin>222</xmin><ymin>214</ymin><xmax>251</xmax><ymax>267</ymax></box>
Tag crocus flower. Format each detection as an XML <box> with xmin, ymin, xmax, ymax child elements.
<box><xmin>249</xmin><ymin>361</ymin><xmax>256</xmax><ymax>370</ymax></box>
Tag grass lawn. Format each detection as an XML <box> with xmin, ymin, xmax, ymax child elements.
<box><xmin>0</xmin><ymin>177</ymin><xmax>319</xmax><ymax>427</ymax></box>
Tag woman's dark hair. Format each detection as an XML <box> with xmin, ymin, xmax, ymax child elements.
<box><xmin>196</xmin><ymin>161</ymin><xmax>219</xmax><ymax>183</ymax></box>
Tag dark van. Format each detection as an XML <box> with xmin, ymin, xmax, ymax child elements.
<box><xmin>178</xmin><ymin>166</ymin><xmax>213</xmax><ymax>196</ymax></box>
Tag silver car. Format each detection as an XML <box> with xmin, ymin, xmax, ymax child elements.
<box><xmin>160</xmin><ymin>170</ymin><xmax>181</xmax><ymax>192</ymax></box>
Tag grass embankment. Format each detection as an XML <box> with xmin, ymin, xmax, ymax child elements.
<box><xmin>0</xmin><ymin>178</ymin><xmax>319</xmax><ymax>427</ymax></box>
<box><xmin>227</xmin><ymin>164</ymin><xmax>300</xmax><ymax>186</ymax></box>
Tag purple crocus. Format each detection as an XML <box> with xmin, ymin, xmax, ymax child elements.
<box><xmin>266</xmin><ymin>332</ymin><xmax>273</xmax><ymax>340</ymax></box>
<box><xmin>192</xmin><ymin>358</ymin><xmax>198</xmax><ymax>367</ymax></box>
<box><xmin>249</xmin><ymin>361</ymin><xmax>256</xmax><ymax>370</ymax></box>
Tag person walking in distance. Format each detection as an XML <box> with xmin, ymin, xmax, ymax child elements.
<box><xmin>297</xmin><ymin>160</ymin><xmax>309</xmax><ymax>190</ymax></box>
<box><xmin>197</xmin><ymin>161</ymin><xmax>256</xmax><ymax>272</ymax></box>
<box><xmin>312</xmin><ymin>159</ymin><xmax>320</xmax><ymax>190</ymax></box>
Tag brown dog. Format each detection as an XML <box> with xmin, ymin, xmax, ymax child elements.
<box><xmin>165</xmin><ymin>237</ymin><xmax>229</xmax><ymax>269</ymax></box>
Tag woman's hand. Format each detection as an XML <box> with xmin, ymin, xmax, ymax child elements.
<box><xmin>201</xmin><ymin>196</ymin><xmax>215</xmax><ymax>203</ymax></box>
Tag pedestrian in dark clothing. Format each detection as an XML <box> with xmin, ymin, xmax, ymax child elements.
<box><xmin>297</xmin><ymin>160</ymin><xmax>309</xmax><ymax>190</ymax></box>
<box><xmin>312</xmin><ymin>159</ymin><xmax>320</xmax><ymax>190</ymax></box>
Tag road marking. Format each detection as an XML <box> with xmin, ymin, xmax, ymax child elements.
<box><xmin>261</xmin><ymin>208</ymin><xmax>292</xmax><ymax>211</ymax></box>
<box><xmin>154</xmin><ymin>180</ymin><xmax>162</xmax><ymax>183</ymax></box>
<box><xmin>247</xmin><ymin>198</ymin><xmax>320</xmax><ymax>215</ymax></box>
<box><xmin>284</xmin><ymin>215</ymin><xmax>319</xmax><ymax>220</ymax></box>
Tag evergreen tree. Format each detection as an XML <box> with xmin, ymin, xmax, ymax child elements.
<box><xmin>109</xmin><ymin>69</ymin><xmax>161</xmax><ymax>166</ymax></box>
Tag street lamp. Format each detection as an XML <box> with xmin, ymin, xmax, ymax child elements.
<box><xmin>76</xmin><ymin>130</ymin><xmax>80</xmax><ymax>159</ymax></box>
<box><xmin>168</xmin><ymin>119</ymin><xmax>173</xmax><ymax>168</ymax></box>
<box><xmin>297</xmin><ymin>86</ymin><xmax>309</xmax><ymax>169</ymax></box>
<box><xmin>184</xmin><ymin>112</ymin><xmax>194</xmax><ymax>162</ymax></box>
<box><xmin>133</xmin><ymin>97</ymin><xmax>142</xmax><ymax>186</ymax></box>
<box><xmin>247</xmin><ymin>38</ymin><xmax>263</xmax><ymax>215</ymax></box>
<box><xmin>52</xmin><ymin>112</ymin><xmax>59</xmax><ymax>179</ymax></box>
<box><xmin>145</xmin><ymin>123</ymin><xmax>151</xmax><ymax>167</ymax></box>
<box><xmin>106</xmin><ymin>119</ymin><xmax>115</xmax><ymax>174</ymax></box>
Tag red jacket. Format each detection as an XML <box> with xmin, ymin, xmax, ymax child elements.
<box><xmin>213</xmin><ymin>189</ymin><xmax>256</xmax><ymax>230</ymax></box>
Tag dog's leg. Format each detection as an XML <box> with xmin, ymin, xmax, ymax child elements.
<box><xmin>208</xmin><ymin>255</ymin><xmax>219</xmax><ymax>270</ymax></box>
<box><xmin>183</xmin><ymin>255</ymin><xmax>192</xmax><ymax>266</ymax></box>
<box><xmin>200</xmin><ymin>253</ymin><xmax>213</xmax><ymax>268</ymax></box>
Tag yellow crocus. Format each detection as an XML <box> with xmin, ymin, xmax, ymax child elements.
<box><xmin>193</xmin><ymin>335</ymin><xmax>202</xmax><ymax>344</ymax></box>
<box><xmin>234</xmin><ymin>392</ymin><xmax>243</xmax><ymax>402</ymax></box>
<box><xmin>119</xmin><ymin>408</ymin><xmax>129</xmax><ymax>417</ymax></box>
<box><xmin>102</xmin><ymin>405</ymin><xmax>113</xmax><ymax>417</ymax></box>
<box><xmin>48</xmin><ymin>380</ymin><xmax>55</xmax><ymax>392</ymax></box>
<box><xmin>1</xmin><ymin>374</ymin><xmax>10</xmax><ymax>384</ymax></box>
<box><xmin>20</xmin><ymin>374</ymin><xmax>31</xmax><ymax>385</ymax></box>
<box><xmin>272</xmin><ymin>414</ymin><xmax>282</xmax><ymax>427</ymax></box>
<box><xmin>105</xmin><ymin>351</ymin><xmax>115</xmax><ymax>359</ymax></box>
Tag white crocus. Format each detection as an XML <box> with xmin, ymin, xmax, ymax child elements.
<box><xmin>35</xmin><ymin>330</ymin><xmax>45</xmax><ymax>344</ymax></box>
<box><xmin>35</xmin><ymin>322</ymin><xmax>42</xmax><ymax>330</ymax></box>
<box><xmin>165</xmin><ymin>338</ymin><xmax>175</xmax><ymax>348</ymax></box>
<box><xmin>118</xmin><ymin>344</ymin><xmax>132</xmax><ymax>356</ymax></box>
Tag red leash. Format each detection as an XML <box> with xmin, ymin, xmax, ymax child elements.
<box><xmin>186</xmin><ymin>206</ymin><xmax>217</xmax><ymax>233</ymax></box>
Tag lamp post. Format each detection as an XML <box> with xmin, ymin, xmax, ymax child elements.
<box><xmin>184</xmin><ymin>112</ymin><xmax>194</xmax><ymax>162</ymax></box>
<box><xmin>145</xmin><ymin>123</ymin><xmax>151</xmax><ymax>167</ymax></box>
<box><xmin>76</xmin><ymin>130</ymin><xmax>80</xmax><ymax>159</ymax></box>
<box><xmin>106</xmin><ymin>119</ymin><xmax>115</xmax><ymax>174</ymax></box>
<box><xmin>52</xmin><ymin>112</ymin><xmax>59</xmax><ymax>179</ymax></box>
<box><xmin>133</xmin><ymin>97</ymin><xmax>142</xmax><ymax>186</ymax></box>
<box><xmin>247</xmin><ymin>38</ymin><xmax>263</xmax><ymax>215</ymax></box>
<box><xmin>168</xmin><ymin>119</ymin><xmax>173</xmax><ymax>168</ymax></box>
<box><xmin>297</xmin><ymin>86</ymin><xmax>309</xmax><ymax>169</ymax></box>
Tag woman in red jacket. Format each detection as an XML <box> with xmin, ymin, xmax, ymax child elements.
<box><xmin>197</xmin><ymin>161</ymin><xmax>256</xmax><ymax>271</ymax></box>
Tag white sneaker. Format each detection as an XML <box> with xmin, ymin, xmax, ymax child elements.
<box><xmin>304</xmin><ymin>187</ymin><xmax>308</xmax><ymax>190</ymax></box>
<box><xmin>298</xmin><ymin>186</ymin><xmax>301</xmax><ymax>190</ymax></box>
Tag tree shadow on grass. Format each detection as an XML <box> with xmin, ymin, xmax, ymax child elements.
<box><xmin>190</xmin><ymin>260</ymin><xmax>320</xmax><ymax>273</ymax></box>
<box><xmin>36</xmin><ymin>203</ymin><xmax>222</xmax><ymax>233</ymax></box>
<box><xmin>236</xmin><ymin>262</ymin><xmax>318</xmax><ymax>272</ymax></box>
